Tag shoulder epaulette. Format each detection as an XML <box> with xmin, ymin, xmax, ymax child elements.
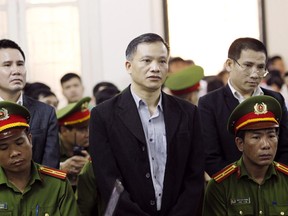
<box><xmin>274</xmin><ymin>162</ymin><xmax>288</xmax><ymax>175</ymax></box>
<box><xmin>39</xmin><ymin>166</ymin><xmax>67</xmax><ymax>180</ymax></box>
<box><xmin>212</xmin><ymin>164</ymin><xmax>238</xmax><ymax>183</ymax></box>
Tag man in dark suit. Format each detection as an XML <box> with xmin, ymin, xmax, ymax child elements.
<box><xmin>89</xmin><ymin>33</ymin><xmax>204</xmax><ymax>216</ymax></box>
<box><xmin>0</xmin><ymin>39</ymin><xmax>59</xmax><ymax>168</ymax></box>
<box><xmin>198</xmin><ymin>37</ymin><xmax>288</xmax><ymax>176</ymax></box>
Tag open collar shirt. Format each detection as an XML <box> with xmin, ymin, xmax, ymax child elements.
<box><xmin>131</xmin><ymin>88</ymin><xmax>167</xmax><ymax>211</ymax></box>
<box><xmin>228</xmin><ymin>79</ymin><xmax>263</xmax><ymax>103</ymax></box>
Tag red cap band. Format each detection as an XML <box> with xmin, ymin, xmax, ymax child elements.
<box><xmin>0</xmin><ymin>114</ymin><xmax>29</xmax><ymax>132</ymax></box>
<box><xmin>235</xmin><ymin>111</ymin><xmax>278</xmax><ymax>133</ymax></box>
<box><xmin>170</xmin><ymin>83</ymin><xmax>200</xmax><ymax>95</ymax></box>
<box><xmin>58</xmin><ymin>109</ymin><xmax>90</xmax><ymax>126</ymax></box>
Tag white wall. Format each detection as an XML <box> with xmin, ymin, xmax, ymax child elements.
<box><xmin>265</xmin><ymin>0</ymin><xmax>288</xmax><ymax>68</ymax></box>
<box><xmin>79</xmin><ymin>0</ymin><xmax>165</xmax><ymax>95</ymax></box>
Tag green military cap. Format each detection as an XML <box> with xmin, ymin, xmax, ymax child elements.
<box><xmin>164</xmin><ymin>65</ymin><xmax>204</xmax><ymax>95</ymax></box>
<box><xmin>57</xmin><ymin>97</ymin><xmax>91</xmax><ymax>126</ymax></box>
<box><xmin>228</xmin><ymin>95</ymin><xmax>282</xmax><ymax>134</ymax></box>
<box><xmin>0</xmin><ymin>101</ymin><xmax>30</xmax><ymax>139</ymax></box>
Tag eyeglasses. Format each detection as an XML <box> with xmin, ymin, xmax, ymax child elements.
<box><xmin>231</xmin><ymin>58</ymin><xmax>269</xmax><ymax>78</ymax></box>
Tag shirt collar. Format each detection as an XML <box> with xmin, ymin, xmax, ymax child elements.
<box><xmin>237</xmin><ymin>157</ymin><xmax>277</xmax><ymax>181</ymax></box>
<box><xmin>130</xmin><ymin>87</ymin><xmax>163</xmax><ymax>111</ymax></box>
<box><xmin>0</xmin><ymin>92</ymin><xmax>24</xmax><ymax>105</ymax></box>
<box><xmin>0</xmin><ymin>162</ymin><xmax>42</xmax><ymax>187</ymax></box>
<box><xmin>228</xmin><ymin>79</ymin><xmax>263</xmax><ymax>102</ymax></box>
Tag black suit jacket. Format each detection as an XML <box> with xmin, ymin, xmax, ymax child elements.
<box><xmin>89</xmin><ymin>87</ymin><xmax>204</xmax><ymax>216</ymax></box>
<box><xmin>198</xmin><ymin>85</ymin><xmax>288</xmax><ymax>176</ymax></box>
<box><xmin>23</xmin><ymin>95</ymin><xmax>60</xmax><ymax>168</ymax></box>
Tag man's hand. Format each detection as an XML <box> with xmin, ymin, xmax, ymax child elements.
<box><xmin>60</xmin><ymin>150</ymin><xmax>90</xmax><ymax>175</ymax></box>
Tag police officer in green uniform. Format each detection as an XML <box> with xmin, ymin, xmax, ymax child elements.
<box><xmin>76</xmin><ymin>159</ymin><xmax>102</xmax><ymax>216</ymax></box>
<box><xmin>0</xmin><ymin>101</ymin><xmax>80</xmax><ymax>215</ymax></box>
<box><xmin>57</xmin><ymin>97</ymin><xmax>91</xmax><ymax>188</ymax></box>
<box><xmin>203</xmin><ymin>95</ymin><xmax>288</xmax><ymax>216</ymax></box>
<box><xmin>164</xmin><ymin>65</ymin><xmax>204</xmax><ymax>105</ymax></box>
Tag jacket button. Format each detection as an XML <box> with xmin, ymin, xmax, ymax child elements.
<box><xmin>142</xmin><ymin>146</ymin><xmax>145</xmax><ymax>151</ymax></box>
<box><xmin>146</xmin><ymin>173</ymin><xmax>150</xmax><ymax>178</ymax></box>
<box><xmin>150</xmin><ymin>200</ymin><xmax>155</xmax><ymax>206</ymax></box>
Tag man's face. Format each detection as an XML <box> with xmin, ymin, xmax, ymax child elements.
<box><xmin>236</xmin><ymin>128</ymin><xmax>278</xmax><ymax>168</ymax></box>
<box><xmin>62</xmin><ymin>124</ymin><xmax>89</xmax><ymax>148</ymax></box>
<box><xmin>61</xmin><ymin>77</ymin><xmax>84</xmax><ymax>103</ymax></box>
<box><xmin>0</xmin><ymin>128</ymin><xmax>32</xmax><ymax>175</ymax></box>
<box><xmin>272</xmin><ymin>59</ymin><xmax>286</xmax><ymax>75</ymax></box>
<box><xmin>226</xmin><ymin>49</ymin><xmax>266</xmax><ymax>96</ymax></box>
<box><xmin>38</xmin><ymin>95</ymin><xmax>59</xmax><ymax>110</ymax></box>
<box><xmin>0</xmin><ymin>48</ymin><xmax>26</xmax><ymax>95</ymax></box>
<box><xmin>125</xmin><ymin>42</ymin><xmax>169</xmax><ymax>92</ymax></box>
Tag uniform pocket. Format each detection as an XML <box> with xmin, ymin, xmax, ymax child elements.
<box><xmin>30</xmin><ymin>205</ymin><xmax>60</xmax><ymax>216</ymax></box>
<box><xmin>268</xmin><ymin>204</ymin><xmax>288</xmax><ymax>215</ymax></box>
<box><xmin>227</xmin><ymin>204</ymin><xmax>254</xmax><ymax>215</ymax></box>
<box><xmin>0</xmin><ymin>212</ymin><xmax>12</xmax><ymax>216</ymax></box>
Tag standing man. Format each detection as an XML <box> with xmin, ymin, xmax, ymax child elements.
<box><xmin>0</xmin><ymin>39</ymin><xmax>59</xmax><ymax>168</ymax></box>
<box><xmin>198</xmin><ymin>37</ymin><xmax>288</xmax><ymax>176</ymax></box>
<box><xmin>89</xmin><ymin>33</ymin><xmax>204</xmax><ymax>215</ymax></box>
<box><xmin>0</xmin><ymin>101</ymin><xmax>79</xmax><ymax>215</ymax></box>
<box><xmin>203</xmin><ymin>95</ymin><xmax>288</xmax><ymax>216</ymax></box>
<box><xmin>60</xmin><ymin>72</ymin><xmax>84</xmax><ymax>104</ymax></box>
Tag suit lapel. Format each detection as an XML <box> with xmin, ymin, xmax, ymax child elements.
<box><xmin>23</xmin><ymin>95</ymin><xmax>36</xmax><ymax>123</ymax></box>
<box><xmin>162</xmin><ymin>93</ymin><xmax>181</xmax><ymax>146</ymax></box>
<box><xmin>117</xmin><ymin>88</ymin><xmax>146</xmax><ymax>144</ymax></box>
<box><xmin>223</xmin><ymin>85</ymin><xmax>239</xmax><ymax>112</ymax></box>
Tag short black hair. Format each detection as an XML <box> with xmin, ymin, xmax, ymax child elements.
<box><xmin>92</xmin><ymin>81</ymin><xmax>118</xmax><ymax>98</ymax></box>
<box><xmin>95</xmin><ymin>87</ymin><xmax>120</xmax><ymax>105</ymax></box>
<box><xmin>60</xmin><ymin>73</ymin><xmax>82</xmax><ymax>85</ymax></box>
<box><xmin>125</xmin><ymin>33</ymin><xmax>169</xmax><ymax>61</ymax></box>
<box><xmin>228</xmin><ymin>37</ymin><xmax>267</xmax><ymax>61</ymax></box>
<box><xmin>0</xmin><ymin>39</ymin><xmax>25</xmax><ymax>61</ymax></box>
<box><xmin>24</xmin><ymin>82</ymin><xmax>51</xmax><ymax>99</ymax></box>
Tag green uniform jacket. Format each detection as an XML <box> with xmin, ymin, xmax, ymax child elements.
<box><xmin>203</xmin><ymin>158</ymin><xmax>288</xmax><ymax>216</ymax></box>
<box><xmin>76</xmin><ymin>160</ymin><xmax>100</xmax><ymax>216</ymax></box>
<box><xmin>0</xmin><ymin>162</ymin><xmax>80</xmax><ymax>216</ymax></box>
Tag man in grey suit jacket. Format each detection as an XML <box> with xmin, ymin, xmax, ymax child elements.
<box><xmin>89</xmin><ymin>33</ymin><xmax>204</xmax><ymax>215</ymax></box>
<box><xmin>198</xmin><ymin>37</ymin><xmax>288</xmax><ymax>176</ymax></box>
<box><xmin>0</xmin><ymin>39</ymin><xmax>59</xmax><ymax>168</ymax></box>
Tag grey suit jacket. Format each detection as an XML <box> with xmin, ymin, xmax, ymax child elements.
<box><xmin>23</xmin><ymin>95</ymin><xmax>60</xmax><ymax>168</ymax></box>
<box><xmin>89</xmin><ymin>87</ymin><xmax>204</xmax><ymax>216</ymax></box>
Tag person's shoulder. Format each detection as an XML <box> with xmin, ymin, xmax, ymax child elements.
<box><xmin>199</xmin><ymin>86</ymin><xmax>226</xmax><ymax>101</ymax></box>
<box><xmin>23</xmin><ymin>95</ymin><xmax>54</xmax><ymax>112</ymax></box>
<box><xmin>274</xmin><ymin>162</ymin><xmax>288</xmax><ymax>176</ymax></box>
<box><xmin>163</xmin><ymin>91</ymin><xmax>194</xmax><ymax>106</ymax></box>
<box><xmin>262</xmin><ymin>87</ymin><xmax>284</xmax><ymax>99</ymax></box>
<box><xmin>38</xmin><ymin>165</ymin><xmax>67</xmax><ymax>180</ymax></box>
<box><xmin>212</xmin><ymin>163</ymin><xmax>238</xmax><ymax>183</ymax></box>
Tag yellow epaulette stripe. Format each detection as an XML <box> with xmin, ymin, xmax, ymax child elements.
<box><xmin>275</xmin><ymin>162</ymin><xmax>288</xmax><ymax>175</ymax></box>
<box><xmin>213</xmin><ymin>164</ymin><xmax>238</xmax><ymax>183</ymax></box>
<box><xmin>39</xmin><ymin>166</ymin><xmax>67</xmax><ymax>180</ymax></box>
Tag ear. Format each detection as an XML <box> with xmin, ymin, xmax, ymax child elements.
<box><xmin>60</xmin><ymin>126</ymin><xmax>68</xmax><ymax>134</ymax></box>
<box><xmin>28</xmin><ymin>133</ymin><xmax>32</xmax><ymax>146</ymax></box>
<box><xmin>225</xmin><ymin>58</ymin><xmax>234</xmax><ymax>72</ymax></box>
<box><xmin>235</xmin><ymin>137</ymin><xmax>244</xmax><ymax>152</ymax></box>
<box><xmin>125</xmin><ymin>60</ymin><xmax>132</xmax><ymax>75</ymax></box>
